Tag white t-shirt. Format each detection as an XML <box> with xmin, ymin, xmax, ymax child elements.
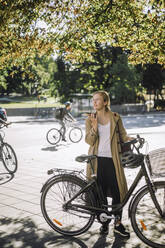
<box><xmin>98</xmin><ymin>122</ymin><xmax>112</xmax><ymax>157</ymax></box>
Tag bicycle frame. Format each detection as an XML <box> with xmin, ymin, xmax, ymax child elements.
<box><xmin>58</xmin><ymin>119</ymin><xmax>73</xmax><ymax>134</ymax></box>
<box><xmin>63</xmin><ymin>119</ymin><xmax>79</xmax><ymax>131</ymax></box>
<box><xmin>63</xmin><ymin>160</ymin><xmax>164</xmax><ymax>220</ymax></box>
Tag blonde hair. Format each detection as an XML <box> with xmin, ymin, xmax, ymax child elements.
<box><xmin>93</xmin><ymin>90</ymin><xmax>110</xmax><ymax>111</ymax></box>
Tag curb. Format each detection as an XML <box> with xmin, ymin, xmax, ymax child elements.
<box><xmin>8</xmin><ymin>116</ymin><xmax>84</xmax><ymax>124</ymax></box>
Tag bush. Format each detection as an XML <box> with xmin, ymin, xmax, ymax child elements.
<box><xmin>154</xmin><ymin>100</ymin><xmax>165</xmax><ymax>110</ymax></box>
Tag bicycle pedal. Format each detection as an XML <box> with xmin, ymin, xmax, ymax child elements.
<box><xmin>99</xmin><ymin>213</ymin><xmax>114</xmax><ymax>222</ymax></box>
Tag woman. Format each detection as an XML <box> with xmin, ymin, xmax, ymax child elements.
<box><xmin>85</xmin><ymin>90</ymin><xmax>132</xmax><ymax>238</ymax></box>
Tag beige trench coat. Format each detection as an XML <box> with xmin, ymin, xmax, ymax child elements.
<box><xmin>85</xmin><ymin>111</ymin><xmax>130</xmax><ymax>202</ymax></box>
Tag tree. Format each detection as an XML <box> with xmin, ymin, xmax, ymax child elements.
<box><xmin>0</xmin><ymin>0</ymin><xmax>54</xmax><ymax>69</ymax></box>
<box><xmin>49</xmin><ymin>57</ymin><xmax>82</xmax><ymax>102</ymax></box>
<box><xmin>0</xmin><ymin>69</ymin><xmax>8</xmax><ymax>95</ymax></box>
<box><xmin>0</xmin><ymin>55</ymin><xmax>53</xmax><ymax>96</ymax></box>
<box><xmin>75</xmin><ymin>44</ymin><xmax>142</xmax><ymax>103</ymax></box>
<box><xmin>1</xmin><ymin>66</ymin><xmax>38</xmax><ymax>95</ymax></box>
<box><xmin>57</xmin><ymin>0</ymin><xmax>165</xmax><ymax>66</ymax></box>
<box><xmin>110</xmin><ymin>55</ymin><xmax>143</xmax><ymax>104</ymax></box>
<box><xmin>77</xmin><ymin>44</ymin><xmax>123</xmax><ymax>92</ymax></box>
<box><xmin>0</xmin><ymin>0</ymin><xmax>164</xmax><ymax>69</ymax></box>
<box><xmin>142</xmin><ymin>63</ymin><xmax>165</xmax><ymax>99</ymax></box>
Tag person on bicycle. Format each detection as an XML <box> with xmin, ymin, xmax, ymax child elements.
<box><xmin>0</xmin><ymin>108</ymin><xmax>8</xmax><ymax>160</ymax></box>
<box><xmin>0</xmin><ymin>107</ymin><xmax>8</xmax><ymax>126</ymax></box>
<box><xmin>85</xmin><ymin>90</ymin><xmax>133</xmax><ymax>238</ymax></box>
<box><xmin>57</xmin><ymin>101</ymin><xmax>76</xmax><ymax>141</ymax></box>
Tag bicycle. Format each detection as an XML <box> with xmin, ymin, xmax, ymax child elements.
<box><xmin>0</xmin><ymin>122</ymin><xmax>18</xmax><ymax>174</ymax></box>
<box><xmin>40</xmin><ymin>135</ymin><xmax>165</xmax><ymax>248</ymax></box>
<box><xmin>46</xmin><ymin>119</ymin><xmax>83</xmax><ymax>145</ymax></box>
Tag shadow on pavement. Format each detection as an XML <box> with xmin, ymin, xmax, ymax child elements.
<box><xmin>41</xmin><ymin>146</ymin><xmax>58</xmax><ymax>152</ymax></box>
<box><xmin>93</xmin><ymin>235</ymin><xmax>110</xmax><ymax>248</ymax></box>
<box><xmin>41</xmin><ymin>143</ymin><xmax>71</xmax><ymax>152</ymax></box>
<box><xmin>92</xmin><ymin>233</ymin><xmax>128</xmax><ymax>248</ymax></box>
<box><xmin>44</xmin><ymin>235</ymin><xmax>88</xmax><ymax>248</ymax></box>
<box><xmin>0</xmin><ymin>172</ymin><xmax>14</xmax><ymax>185</ymax></box>
<box><xmin>0</xmin><ymin>217</ymin><xmax>131</xmax><ymax>248</ymax></box>
<box><xmin>0</xmin><ymin>216</ymin><xmax>88</xmax><ymax>248</ymax></box>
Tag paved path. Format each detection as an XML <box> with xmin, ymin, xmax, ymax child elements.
<box><xmin>0</xmin><ymin>114</ymin><xmax>165</xmax><ymax>248</ymax></box>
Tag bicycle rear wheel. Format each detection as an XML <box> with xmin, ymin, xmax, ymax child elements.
<box><xmin>69</xmin><ymin>127</ymin><xmax>83</xmax><ymax>143</ymax></box>
<box><xmin>130</xmin><ymin>181</ymin><xmax>165</xmax><ymax>248</ymax></box>
<box><xmin>46</xmin><ymin>128</ymin><xmax>61</xmax><ymax>145</ymax></box>
<box><xmin>41</xmin><ymin>175</ymin><xmax>96</xmax><ymax>236</ymax></box>
<box><xmin>1</xmin><ymin>143</ymin><xmax>18</xmax><ymax>173</ymax></box>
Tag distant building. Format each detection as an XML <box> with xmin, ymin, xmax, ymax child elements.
<box><xmin>70</xmin><ymin>93</ymin><xmax>92</xmax><ymax>116</ymax></box>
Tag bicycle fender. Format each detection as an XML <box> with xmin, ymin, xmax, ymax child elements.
<box><xmin>128</xmin><ymin>184</ymin><xmax>149</xmax><ymax>218</ymax></box>
<box><xmin>40</xmin><ymin>173</ymin><xmax>86</xmax><ymax>193</ymax></box>
<box><xmin>40</xmin><ymin>175</ymin><xmax>62</xmax><ymax>193</ymax></box>
<box><xmin>128</xmin><ymin>181</ymin><xmax>165</xmax><ymax>218</ymax></box>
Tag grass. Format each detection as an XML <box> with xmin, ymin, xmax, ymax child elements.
<box><xmin>0</xmin><ymin>96</ymin><xmax>61</xmax><ymax>108</ymax></box>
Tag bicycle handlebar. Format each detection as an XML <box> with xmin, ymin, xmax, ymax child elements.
<box><xmin>131</xmin><ymin>135</ymin><xmax>145</xmax><ymax>153</ymax></box>
<box><xmin>136</xmin><ymin>134</ymin><xmax>145</xmax><ymax>146</ymax></box>
<box><xmin>121</xmin><ymin>135</ymin><xmax>145</xmax><ymax>154</ymax></box>
<box><xmin>122</xmin><ymin>138</ymin><xmax>137</xmax><ymax>146</ymax></box>
<box><xmin>0</xmin><ymin>122</ymin><xmax>12</xmax><ymax>129</ymax></box>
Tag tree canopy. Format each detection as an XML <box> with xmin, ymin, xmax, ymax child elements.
<box><xmin>0</xmin><ymin>0</ymin><xmax>164</xmax><ymax>69</ymax></box>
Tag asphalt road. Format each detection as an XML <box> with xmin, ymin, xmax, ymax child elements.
<box><xmin>5</xmin><ymin>113</ymin><xmax>165</xmax><ymax>160</ymax></box>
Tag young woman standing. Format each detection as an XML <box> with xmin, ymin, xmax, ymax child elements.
<box><xmin>85</xmin><ymin>90</ymin><xmax>133</xmax><ymax>238</ymax></box>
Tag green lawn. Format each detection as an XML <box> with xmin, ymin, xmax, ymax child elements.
<box><xmin>0</xmin><ymin>96</ymin><xmax>61</xmax><ymax>108</ymax></box>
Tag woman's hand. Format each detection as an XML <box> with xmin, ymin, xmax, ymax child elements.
<box><xmin>90</xmin><ymin>113</ymin><xmax>97</xmax><ymax>132</ymax></box>
<box><xmin>127</xmin><ymin>136</ymin><xmax>135</xmax><ymax>141</ymax></box>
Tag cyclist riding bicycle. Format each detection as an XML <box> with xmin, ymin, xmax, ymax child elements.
<box><xmin>0</xmin><ymin>108</ymin><xmax>8</xmax><ymax>161</ymax></box>
<box><xmin>0</xmin><ymin>107</ymin><xmax>7</xmax><ymax>120</ymax></box>
<box><xmin>55</xmin><ymin>102</ymin><xmax>76</xmax><ymax>142</ymax></box>
<box><xmin>0</xmin><ymin>107</ymin><xmax>8</xmax><ymax>126</ymax></box>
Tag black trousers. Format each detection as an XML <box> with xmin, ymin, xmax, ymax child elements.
<box><xmin>97</xmin><ymin>157</ymin><xmax>122</xmax><ymax>222</ymax></box>
<box><xmin>59</xmin><ymin>120</ymin><xmax>66</xmax><ymax>139</ymax></box>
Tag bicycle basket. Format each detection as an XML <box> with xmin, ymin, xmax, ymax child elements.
<box><xmin>146</xmin><ymin>148</ymin><xmax>165</xmax><ymax>177</ymax></box>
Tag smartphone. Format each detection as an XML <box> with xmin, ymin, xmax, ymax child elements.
<box><xmin>84</xmin><ymin>112</ymin><xmax>96</xmax><ymax>115</ymax></box>
<box><xmin>83</xmin><ymin>112</ymin><xmax>91</xmax><ymax>116</ymax></box>
<box><xmin>84</xmin><ymin>112</ymin><xmax>97</xmax><ymax>117</ymax></box>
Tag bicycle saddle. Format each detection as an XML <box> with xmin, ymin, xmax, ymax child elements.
<box><xmin>75</xmin><ymin>154</ymin><xmax>97</xmax><ymax>163</ymax></box>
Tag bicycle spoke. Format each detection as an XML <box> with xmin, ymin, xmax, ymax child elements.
<box><xmin>1</xmin><ymin>143</ymin><xmax>17</xmax><ymax>173</ymax></box>
<box><xmin>41</xmin><ymin>175</ymin><xmax>95</xmax><ymax>236</ymax></box>
<box><xmin>163</xmin><ymin>188</ymin><xmax>165</xmax><ymax>216</ymax></box>
<box><xmin>69</xmin><ymin>127</ymin><xmax>82</xmax><ymax>143</ymax></box>
<box><xmin>131</xmin><ymin>182</ymin><xmax>165</xmax><ymax>248</ymax></box>
<box><xmin>46</xmin><ymin>128</ymin><xmax>61</xmax><ymax>145</ymax></box>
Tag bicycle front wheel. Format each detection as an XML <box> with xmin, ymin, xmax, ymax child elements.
<box><xmin>46</xmin><ymin>128</ymin><xmax>61</xmax><ymax>145</ymax></box>
<box><xmin>1</xmin><ymin>143</ymin><xmax>18</xmax><ymax>173</ymax></box>
<box><xmin>69</xmin><ymin>127</ymin><xmax>83</xmax><ymax>143</ymax></box>
<box><xmin>130</xmin><ymin>181</ymin><xmax>165</xmax><ymax>248</ymax></box>
<box><xmin>41</xmin><ymin>175</ymin><xmax>96</xmax><ymax>236</ymax></box>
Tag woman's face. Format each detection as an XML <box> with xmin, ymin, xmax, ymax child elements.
<box><xmin>92</xmin><ymin>93</ymin><xmax>107</xmax><ymax>111</ymax></box>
